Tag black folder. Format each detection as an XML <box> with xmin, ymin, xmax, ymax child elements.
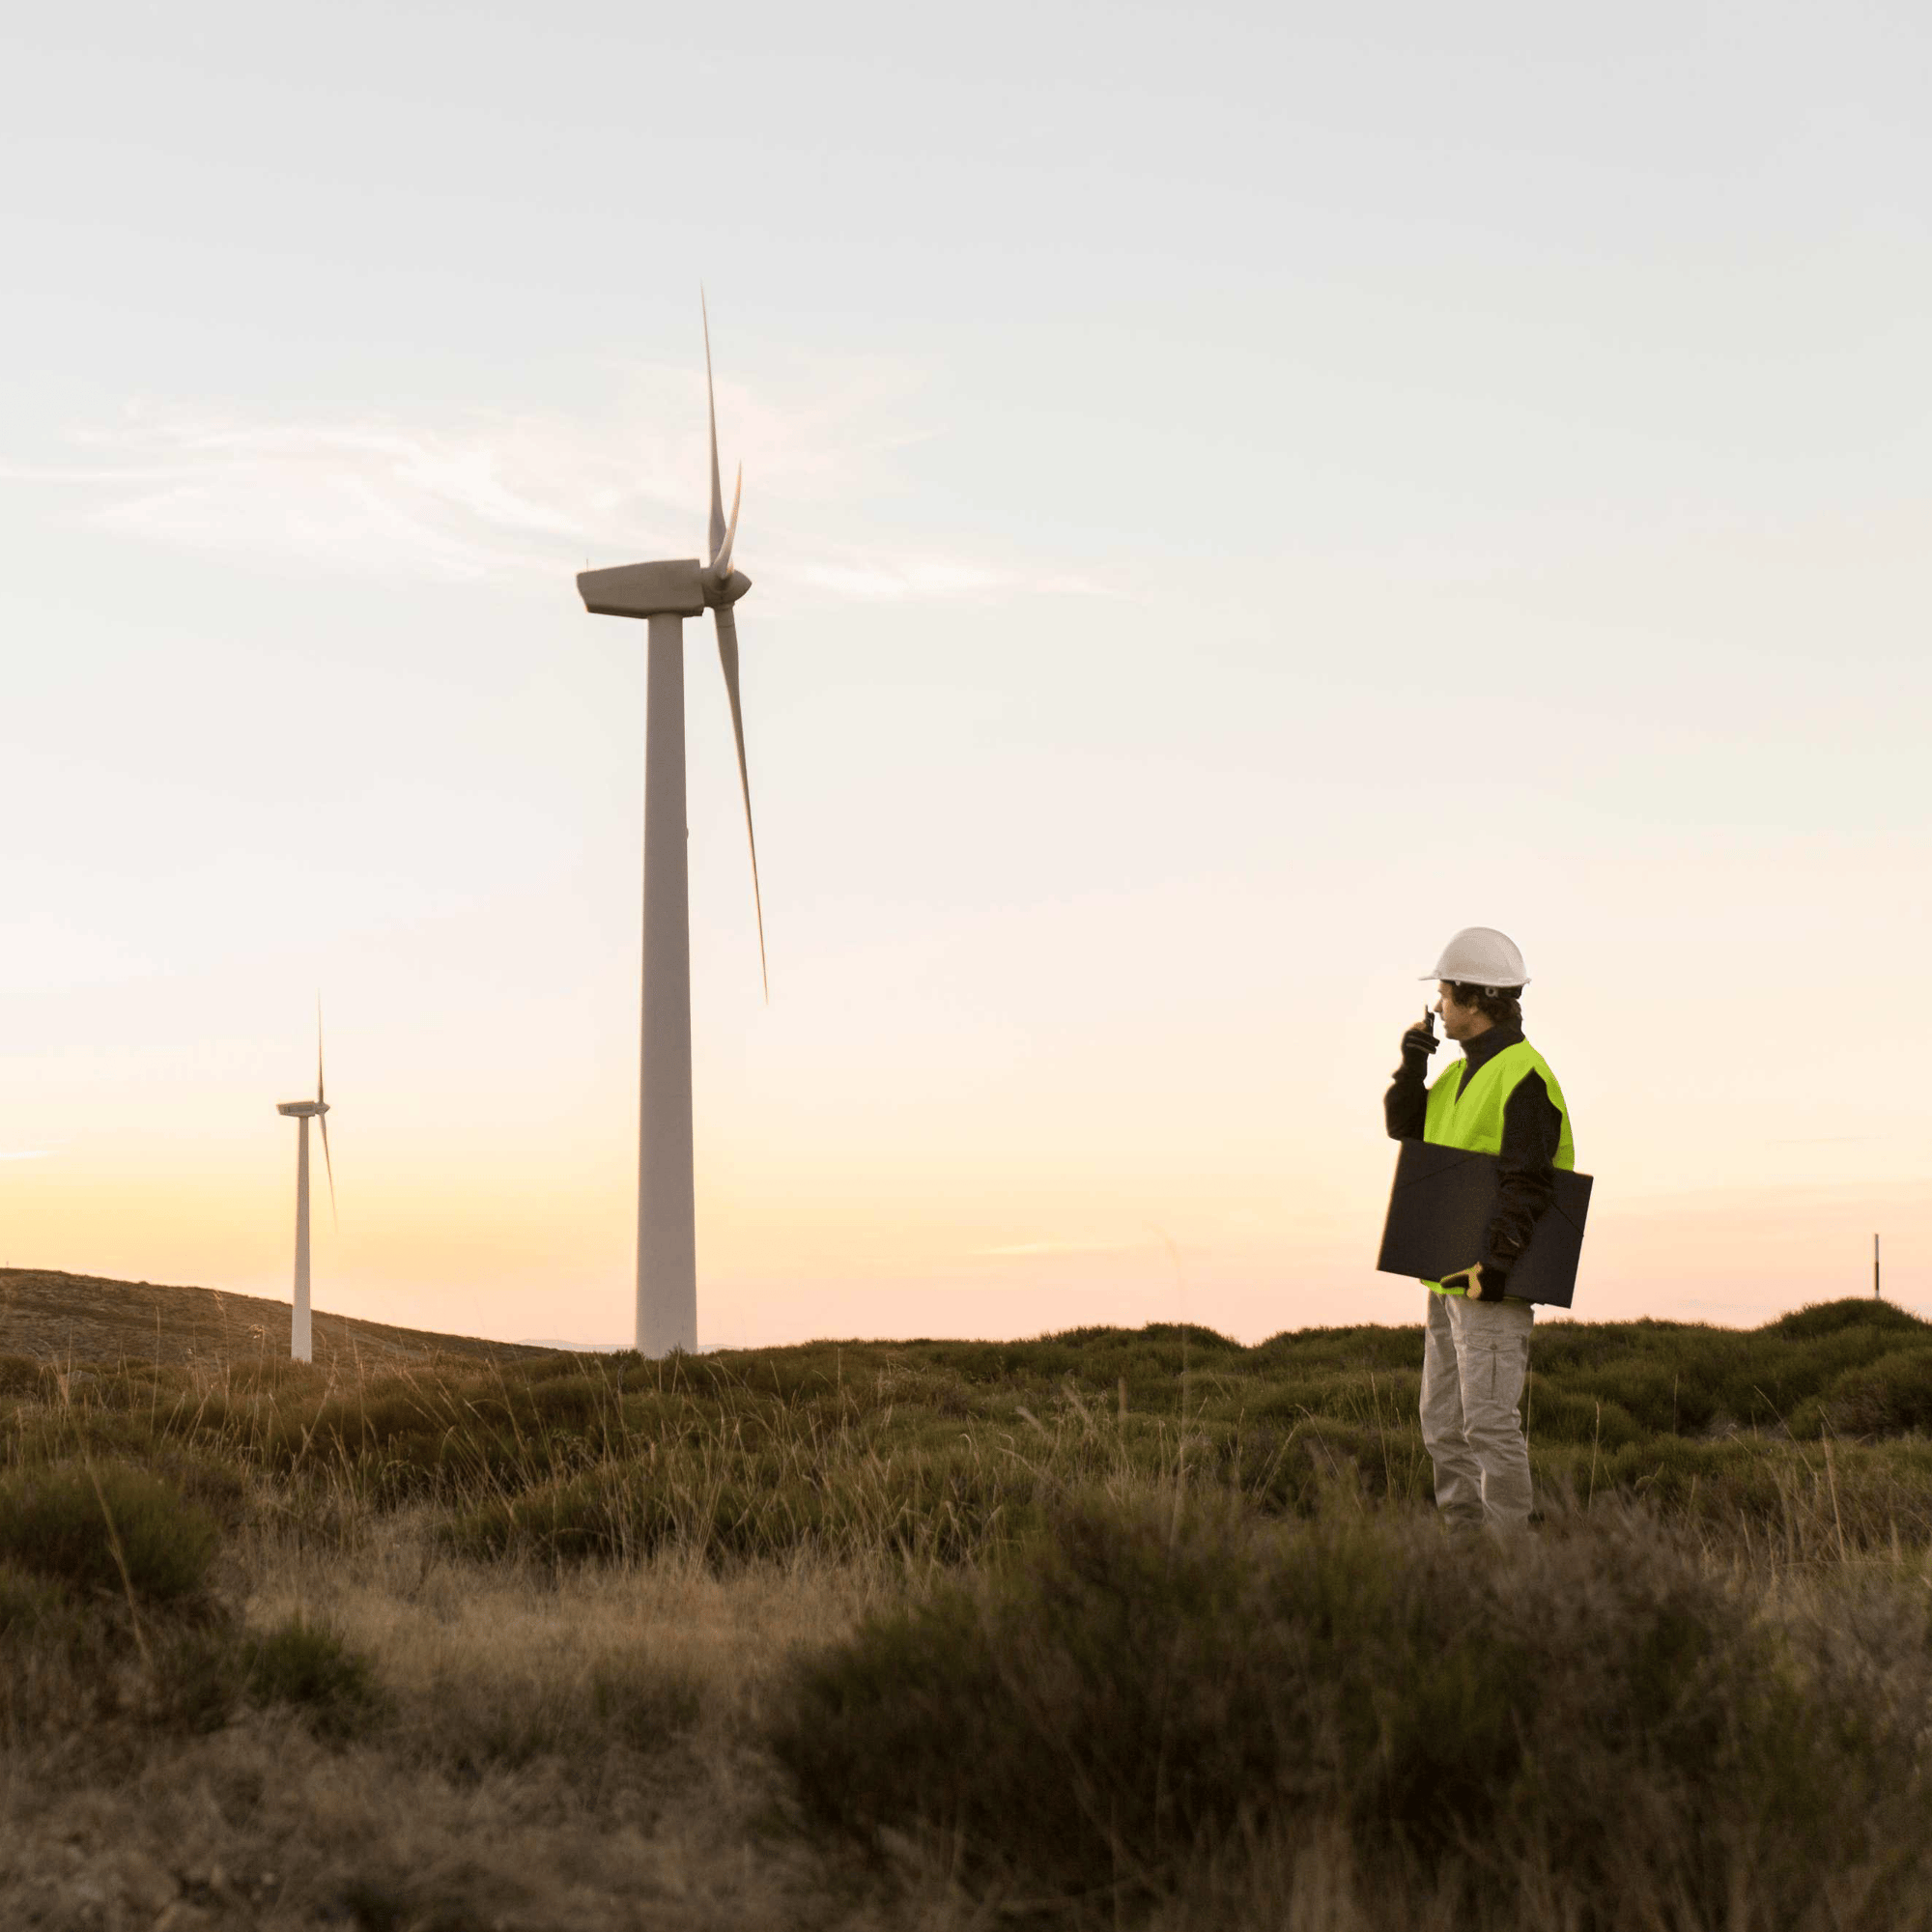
<box><xmin>1377</xmin><ymin>1139</ymin><xmax>1594</xmax><ymax>1309</ymax></box>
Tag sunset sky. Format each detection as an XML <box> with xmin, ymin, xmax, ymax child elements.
<box><xmin>3</xmin><ymin>2</ymin><xmax>1927</xmax><ymax>1345</ymax></box>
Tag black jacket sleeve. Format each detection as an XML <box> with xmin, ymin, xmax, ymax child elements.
<box><xmin>1483</xmin><ymin>1071</ymin><xmax>1563</xmax><ymax>1286</ymax></box>
<box><xmin>1384</xmin><ymin>1052</ymin><xmax>1429</xmax><ymax>1140</ymax></box>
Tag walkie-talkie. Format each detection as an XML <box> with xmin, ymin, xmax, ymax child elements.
<box><xmin>1405</xmin><ymin>1006</ymin><xmax>1439</xmax><ymax>1060</ymax></box>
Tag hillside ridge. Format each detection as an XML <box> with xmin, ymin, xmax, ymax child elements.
<box><xmin>0</xmin><ymin>1267</ymin><xmax>555</xmax><ymax>1370</ymax></box>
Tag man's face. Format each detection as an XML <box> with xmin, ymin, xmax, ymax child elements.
<box><xmin>1435</xmin><ymin>981</ymin><xmax>1493</xmax><ymax>1043</ymax></box>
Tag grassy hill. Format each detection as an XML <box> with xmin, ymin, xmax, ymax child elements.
<box><xmin>4</xmin><ymin>1295</ymin><xmax>1932</xmax><ymax>1928</ymax></box>
<box><xmin>0</xmin><ymin>1266</ymin><xmax>553</xmax><ymax>1370</ymax></box>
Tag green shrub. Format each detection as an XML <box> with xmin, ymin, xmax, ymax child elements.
<box><xmin>1763</xmin><ymin>1299</ymin><xmax>1929</xmax><ymax>1344</ymax></box>
<box><xmin>149</xmin><ymin>1449</ymin><xmax>254</xmax><ymax>1529</ymax></box>
<box><xmin>0</xmin><ymin>1559</ymin><xmax>233</xmax><ymax>1735</ymax></box>
<box><xmin>0</xmin><ymin>1354</ymin><xmax>49</xmax><ymax>1396</ymax></box>
<box><xmin>1805</xmin><ymin>1348</ymin><xmax>1932</xmax><ymax>1438</ymax></box>
<box><xmin>1521</xmin><ymin>1378</ymin><xmax>1595</xmax><ymax>1444</ymax></box>
<box><xmin>241</xmin><ymin>1615</ymin><xmax>384</xmax><ymax>1738</ymax></box>
<box><xmin>771</xmin><ymin>1499</ymin><xmax>1930</xmax><ymax>1919</ymax></box>
<box><xmin>1547</xmin><ymin>1359</ymin><xmax>1685</xmax><ymax>1435</ymax></box>
<box><xmin>1253</xmin><ymin>1323</ymin><xmax>1426</xmax><ymax>1374</ymax></box>
<box><xmin>523</xmin><ymin>1373</ymin><xmax>609</xmax><ymax>1428</ymax></box>
<box><xmin>0</xmin><ymin>1461</ymin><xmax>220</xmax><ymax>1606</ymax></box>
<box><xmin>1247</xmin><ymin>1368</ymin><xmax>1417</xmax><ymax>1428</ymax></box>
<box><xmin>149</xmin><ymin>1624</ymin><xmax>246</xmax><ymax>1734</ymax></box>
<box><xmin>1523</xmin><ymin>1387</ymin><xmax>1646</xmax><ymax>1448</ymax></box>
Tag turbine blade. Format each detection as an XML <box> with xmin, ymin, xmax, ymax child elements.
<box><xmin>714</xmin><ymin>465</ymin><xmax>743</xmax><ymax>577</ymax></box>
<box><xmin>315</xmin><ymin>999</ymin><xmax>326</xmax><ymax>1108</ymax></box>
<box><xmin>713</xmin><ymin>601</ymin><xmax>768</xmax><ymax>1001</ymax></box>
<box><xmin>702</xmin><ymin>291</ymin><xmax>726</xmax><ymax>567</ymax></box>
<box><xmin>319</xmin><ymin>1111</ymin><xmax>338</xmax><ymax>1228</ymax></box>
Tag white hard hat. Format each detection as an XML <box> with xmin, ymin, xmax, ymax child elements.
<box><xmin>1422</xmin><ymin>926</ymin><xmax>1529</xmax><ymax>989</ymax></box>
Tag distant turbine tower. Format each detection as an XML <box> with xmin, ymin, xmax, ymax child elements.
<box><xmin>275</xmin><ymin>1011</ymin><xmax>336</xmax><ymax>1363</ymax></box>
<box><xmin>576</xmin><ymin>298</ymin><xmax>766</xmax><ymax>1357</ymax></box>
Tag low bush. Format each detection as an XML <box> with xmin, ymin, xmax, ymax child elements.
<box><xmin>771</xmin><ymin>1498</ymin><xmax>1932</xmax><ymax>1924</ymax></box>
<box><xmin>148</xmin><ymin>1624</ymin><xmax>247</xmax><ymax>1734</ymax></box>
<box><xmin>1762</xmin><ymin>1299</ymin><xmax>1928</xmax><ymax>1344</ymax></box>
<box><xmin>0</xmin><ymin>1561</ymin><xmax>235</xmax><ymax>1737</ymax></box>
<box><xmin>0</xmin><ymin>1355</ymin><xmax>47</xmax><ymax>1397</ymax></box>
<box><xmin>0</xmin><ymin>1462</ymin><xmax>220</xmax><ymax>1607</ymax></box>
<box><xmin>241</xmin><ymin>1615</ymin><xmax>385</xmax><ymax>1739</ymax></box>
<box><xmin>1523</xmin><ymin>1383</ymin><xmax>1646</xmax><ymax>1448</ymax></box>
<box><xmin>1799</xmin><ymin>1347</ymin><xmax>1932</xmax><ymax>1439</ymax></box>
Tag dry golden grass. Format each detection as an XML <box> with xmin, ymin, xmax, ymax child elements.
<box><xmin>1</xmin><ymin>1508</ymin><xmax>956</xmax><ymax>1932</ymax></box>
<box><xmin>8</xmin><ymin>1488</ymin><xmax>1932</xmax><ymax>1930</ymax></box>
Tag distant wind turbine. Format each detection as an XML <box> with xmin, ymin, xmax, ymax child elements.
<box><xmin>275</xmin><ymin>1010</ymin><xmax>335</xmax><ymax>1363</ymax></box>
<box><xmin>576</xmin><ymin>298</ymin><xmax>766</xmax><ymax>1356</ymax></box>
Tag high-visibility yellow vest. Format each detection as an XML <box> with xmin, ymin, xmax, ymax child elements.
<box><xmin>1421</xmin><ymin>1039</ymin><xmax>1574</xmax><ymax>1296</ymax></box>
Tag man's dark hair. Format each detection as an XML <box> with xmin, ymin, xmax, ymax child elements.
<box><xmin>1448</xmin><ymin>980</ymin><xmax>1522</xmax><ymax>1029</ymax></box>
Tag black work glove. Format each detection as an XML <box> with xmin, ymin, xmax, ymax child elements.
<box><xmin>1400</xmin><ymin>1020</ymin><xmax>1439</xmax><ymax>1065</ymax></box>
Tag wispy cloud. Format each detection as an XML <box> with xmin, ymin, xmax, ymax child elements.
<box><xmin>4</xmin><ymin>395</ymin><xmax>708</xmax><ymax>582</ymax></box>
<box><xmin>0</xmin><ymin>1151</ymin><xmax>50</xmax><ymax>1162</ymax></box>
<box><xmin>2</xmin><ymin>362</ymin><xmax>1110</xmax><ymax>604</ymax></box>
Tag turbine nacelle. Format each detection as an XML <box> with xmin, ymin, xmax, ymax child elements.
<box><xmin>575</xmin><ymin>559</ymin><xmax>753</xmax><ymax>621</ymax></box>
<box><xmin>578</xmin><ymin>558</ymin><xmax>703</xmax><ymax>619</ymax></box>
<box><xmin>276</xmin><ymin>1100</ymin><xmax>328</xmax><ymax>1118</ymax></box>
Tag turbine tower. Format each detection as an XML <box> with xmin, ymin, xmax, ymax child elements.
<box><xmin>577</xmin><ymin>300</ymin><xmax>766</xmax><ymax>1358</ymax></box>
<box><xmin>275</xmin><ymin>1013</ymin><xmax>335</xmax><ymax>1363</ymax></box>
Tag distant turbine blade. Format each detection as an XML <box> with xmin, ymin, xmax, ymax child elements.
<box><xmin>714</xmin><ymin>465</ymin><xmax>743</xmax><ymax>577</ymax></box>
<box><xmin>315</xmin><ymin>1000</ymin><xmax>326</xmax><ymax>1108</ymax></box>
<box><xmin>713</xmin><ymin>602</ymin><xmax>768</xmax><ymax>1001</ymax></box>
<box><xmin>702</xmin><ymin>291</ymin><xmax>726</xmax><ymax>567</ymax></box>
<box><xmin>319</xmin><ymin>1111</ymin><xmax>338</xmax><ymax>1228</ymax></box>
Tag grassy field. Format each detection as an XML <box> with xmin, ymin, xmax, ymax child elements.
<box><xmin>4</xmin><ymin>1294</ymin><xmax>1931</xmax><ymax>1928</ymax></box>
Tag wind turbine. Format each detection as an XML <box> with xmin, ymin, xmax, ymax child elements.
<box><xmin>576</xmin><ymin>299</ymin><xmax>766</xmax><ymax>1357</ymax></box>
<box><xmin>275</xmin><ymin>1012</ymin><xmax>336</xmax><ymax>1363</ymax></box>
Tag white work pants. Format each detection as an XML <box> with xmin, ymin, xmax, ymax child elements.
<box><xmin>1420</xmin><ymin>1290</ymin><xmax>1534</xmax><ymax>1532</ymax></box>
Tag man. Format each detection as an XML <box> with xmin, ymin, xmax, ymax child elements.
<box><xmin>1385</xmin><ymin>926</ymin><xmax>1574</xmax><ymax>1534</ymax></box>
